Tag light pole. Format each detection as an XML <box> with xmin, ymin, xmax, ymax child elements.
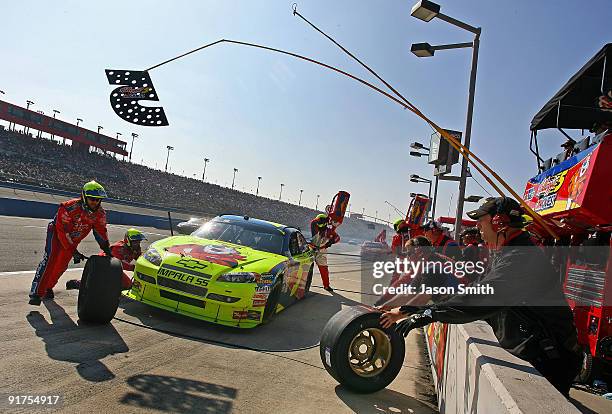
<box><xmin>202</xmin><ymin>158</ymin><xmax>209</xmax><ymax>181</ymax></box>
<box><xmin>231</xmin><ymin>168</ymin><xmax>238</xmax><ymax>189</ymax></box>
<box><xmin>97</xmin><ymin>125</ymin><xmax>103</xmax><ymax>133</ymax></box>
<box><xmin>51</xmin><ymin>109</ymin><xmax>61</xmax><ymax>141</ymax></box>
<box><xmin>0</xmin><ymin>90</ymin><xmax>10</xmax><ymax>130</ymax></box>
<box><xmin>24</xmin><ymin>100</ymin><xmax>35</xmax><ymax>134</ymax></box>
<box><xmin>36</xmin><ymin>110</ymin><xmax>44</xmax><ymax>138</ymax></box>
<box><xmin>165</xmin><ymin>145</ymin><xmax>174</xmax><ymax>172</ymax></box>
<box><xmin>299</xmin><ymin>189</ymin><xmax>303</xmax><ymax>206</ymax></box>
<box><xmin>129</xmin><ymin>133</ymin><xmax>138</xmax><ymax>162</ymax></box>
<box><xmin>279</xmin><ymin>183</ymin><xmax>284</xmax><ymax>201</ymax></box>
<box><xmin>409</xmin><ymin>141</ymin><xmax>439</xmax><ymax>219</ymax></box>
<box><xmin>76</xmin><ymin>118</ymin><xmax>83</xmax><ymax>127</ymax></box>
<box><xmin>256</xmin><ymin>176</ymin><xmax>262</xmax><ymax>196</ymax></box>
<box><xmin>410</xmin><ymin>0</ymin><xmax>481</xmax><ymax>238</ymax></box>
<box><xmin>316</xmin><ymin>194</ymin><xmax>320</xmax><ymax>210</ymax></box>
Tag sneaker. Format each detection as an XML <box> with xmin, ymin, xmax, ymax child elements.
<box><xmin>66</xmin><ymin>279</ymin><xmax>81</xmax><ymax>290</ymax></box>
<box><xmin>29</xmin><ymin>295</ymin><xmax>42</xmax><ymax>306</ymax></box>
<box><xmin>43</xmin><ymin>289</ymin><xmax>54</xmax><ymax>299</ymax></box>
<box><xmin>324</xmin><ymin>286</ymin><xmax>334</xmax><ymax>292</ymax></box>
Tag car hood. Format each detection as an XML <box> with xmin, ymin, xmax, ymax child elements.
<box><xmin>148</xmin><ymin>235</ymin><xmax>287</xmax><ymax>278</ymax></box>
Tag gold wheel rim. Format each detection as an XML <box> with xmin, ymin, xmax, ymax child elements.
<box><xmin>348</xmin><ymin>327</ymin><xmax>392</xmax><ymax>377</ymax></box>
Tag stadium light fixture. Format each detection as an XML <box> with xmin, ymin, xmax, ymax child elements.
<box><xmin>231</xmin><ymin>168</ymin><xmax>238</xmax><ymax>189</ymax></box>
<box><xmin>299</xmin><ymin>189</ymin><xmax>303</xmax><ymax>206</ymax></box>
<box><xmin>202</xmin><ymin>157</ymin><xmax>210</xmax><ymax>181</ymax></box>
<box><xmin>129</xmin><ymin>133</ymin><xmax>138</xmax><ymax>163</ymax></box>
<box><xmin>410</xmin><ymin>141</ymin><xmax>429</xmax><ymax>151</ymax></box>
<box><xmin>256</xmin><ymin>176</ymin><xmax>262</xmax><ymax>196</ymax></box>
<box><xmin>410</xmin><ymin>43</ymin><xmax>435</xmax><ymax>57</ymax></box>
<box><xmin>97</xmin><ymin>125</ymin><xmax>103</xmax><ymax>133</ymax></box>
<box><xmin>116</xmin><ymin>132</ymin><xmax>122</xmax><ymax>139</ymax></box>
<box><xmin>165</xmin><ymin>145</ymin><xmax>174</xmax><ymax>172</ymax></box>
<box><xmin>410</xmin><ymin>151</ymin><xmax>426</xmax><ymax>157</ymax></box>
<box><xmin>410</xmin><ymin>0</ymin><xmax>440</xmax><ymax>22</ymax></box>
<box><xmin>279</xmin><ymin>183</ymin><xmax>284</xmax><ymax>201</ymax></box>
<box><xmin>76</xmin><ymin>118</ymin><xmax>83</xmax><ymax>126</ymax></box>
<box><xmin>26</xmin><ymin>100</ymin><xmax>35</xmax><ymax>110</ymax></box>
<box><xmin>316</xmin><ymin>194</ymin><xmax>320</xmax><ymax>210</ymax></box>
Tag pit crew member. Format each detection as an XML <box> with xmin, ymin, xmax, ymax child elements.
<box><xmin>421</xmin><ymin>220</ymin><xmax>461</xmax><ymax>260</ymax></box>
<box><xmin>29</xmin><ymin>181</ymin><xmax>111</xmax><ymax>305</ymax></box>
<box><xmin>381</xmin><ymin>197</ymin><xmax>581</xmax><ymax>397</ymax></box>
<box><xmin>66</xmin><ymin>228</ymin><xmax>147</xmax><ymax>291</ymax></box>
<box><xmin>310</xmin><ymin>213</ymin><xmax>340</xmax><ymax>292</ymax></box>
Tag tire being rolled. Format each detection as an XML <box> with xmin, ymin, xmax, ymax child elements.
<box><xmin>320</xmin><ymin>305</ymin><xmax>405</xmax><ymax>393</ymax></box>
<box><xmin>77</xmin><ymin>255</ymin><xmax>123</xmax><ymax>324</ymax></box>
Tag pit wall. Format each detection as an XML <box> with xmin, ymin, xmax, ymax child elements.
<box><xmin>425</xmin><ymin>321</ymin><xmax>580</xmax><ymax>414</ymax></box>
<box><xmin>0</xmin><ymin>196</ymin><xmax>180</xmax><ymax>230</ymax></box>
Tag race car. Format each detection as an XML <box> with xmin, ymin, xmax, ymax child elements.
<box><xmin>360</xmin><ymin>241</ymin><xmax>391</xmax><ymax>260</ymax></box>
<box><xmin>176</xmin><ymin>216</ymin><xmax>207</xmax><ymax>235</ymax></box>
<box><xmin>124</xmin><ymin>215</ymin><xmax>315</xmax><ymax>328</ymax></box>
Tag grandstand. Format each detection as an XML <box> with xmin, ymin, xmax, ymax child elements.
<box><xmin>0</xmin><ymin>126</ymin><xmax>390</xmax><ymax>240</ymax></box>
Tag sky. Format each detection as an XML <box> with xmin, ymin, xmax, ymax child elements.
<box><xmin>1</xmin><ymin>0</ymin><xmax>610</xmax><ymax>223</ymax></box>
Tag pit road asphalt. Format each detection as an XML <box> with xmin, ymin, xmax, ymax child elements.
<box><xmin>0</xmin><ymin>215</ymin><xmax>438</xmax><ymax>414</ymax></box>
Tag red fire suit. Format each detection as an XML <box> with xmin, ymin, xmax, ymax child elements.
<box><xmin>101</xmin><ymin>240</ymin><xmax>141</xmax><ymax>290</ymax></box>
<box><xmin>431</xmin><ymin>233</ymin><xmax>461</xmax><ymax>260</ymax></box>
<box><xmin>30</xmin><ymin>198</ymin><xmax>109</xmax><ymax>297</ymax></box>
<box><xmin>310</xmin><ymin>217</ymin><xmax>340</xmax><ymax>289</ymax></box>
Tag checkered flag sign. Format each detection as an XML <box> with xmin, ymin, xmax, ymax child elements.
<box><xmin>105</xmin><ymin>69</ymin><xmax>169</xmax><ymax>126</ymax></box>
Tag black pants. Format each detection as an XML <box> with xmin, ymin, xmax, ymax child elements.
<box><xmin>531</xmin><ymin>351</ymin><xmax>581</xmax><ymax>397</ymax></box>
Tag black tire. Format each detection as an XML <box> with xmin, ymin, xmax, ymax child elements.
<box><xmin>77</xmin><ymin>256</ymin><xmax>123</xmax><ymax>324</ymax></box>
<box><xmin>320</xmin><ymin>305</ymin><xmax>405</xmax><ymax>393</ymax></box>
<box><xmin>576</xmin><ymin>348</ymin><xmax>598</xmax><ymax>385</ymax></box>
<box><xmin>304</xmin><ymin>265</ymin><xmax>314</xmax><ymax>295</ymax></box>
<box><xmin>262</xmin><ymin>277</ymin><xmax>283</xmax><ymax>323</ymax></box>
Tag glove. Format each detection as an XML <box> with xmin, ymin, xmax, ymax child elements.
<box><xmin>100</xmin><ymin>241</ymin><xmax>112</xmax><ymax>257</ymax></box>
<box><xmin>72</xmin><ymin>251</ymin><xmax>86</xmax><ymax>264</ymax></box>
<box><xmin>395</xmin><ymin>309</ymin><xmax>434</xmax><ymax>337</ymax></box>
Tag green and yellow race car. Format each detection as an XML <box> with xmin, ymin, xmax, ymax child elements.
<box><xmin>124</xmin><ymin>215</ymin><xmax>315</xmax><ymax>328</ymax></box>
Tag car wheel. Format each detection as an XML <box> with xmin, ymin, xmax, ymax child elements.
<box><xmin>576</xmin><ymin>348</ymin><xmax>599</xmax><ymax>385</ymax></box>
<box><xmin>320</xmin><ymin>305</ymin><xmax>405</xmax><ymax>393</ymax></box>
<box><xmin>77</xmin><ymin>256</ymin><xmax>123</xmax><ymax>324</ymax></box>
<box><xmin>262</xmin><ymin>276</ymin><xmax>283</xmax><ymax>323</ymax></box>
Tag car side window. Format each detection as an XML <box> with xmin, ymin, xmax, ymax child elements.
<box><xmin>289</xmin><ymin>233</ymin><xmax>300</xmax><ymax>256</ymax></box>
<box><xmin>296</xmin><ymin>233</ymin><xmax>308</xmax><ymax>253</ymax></box>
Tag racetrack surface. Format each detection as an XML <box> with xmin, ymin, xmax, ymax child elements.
<box><xmin>0</xmin><ymin>216</ymin><xmax>438</xmax><ymax>414</ymax></box>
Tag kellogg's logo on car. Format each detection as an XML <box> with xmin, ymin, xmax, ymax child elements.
<box><xmin>166</xmin><ymin>244</ymin><xmax>246</xmax><ymax>268</ymax></box>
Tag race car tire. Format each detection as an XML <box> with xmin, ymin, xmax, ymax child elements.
<box><xmin>576</xmin><ymin>348</ymin><xmax>599</xmax><ymax>385</ymax></box>
<box><xmin>262</xmin><ymin>276</ymin><xmax>283</xmax><ymax>323</ymax></box>
<box><xmin>320</xmin><ymin>305</ymin><xmax>405</xmax><ymax>393</ymax></box>
<box><xmin>304</xmin><ymin>265</ymin><xmax>314</xmax><ymax>295</ymax></box>
<box><xmin>77</xmin><ymin>255</ymin><xmax>123</xmax><ymax>324</ymax></box>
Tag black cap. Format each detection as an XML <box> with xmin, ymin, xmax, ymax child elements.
<box><xmin>467</xmin><ymin>197</ymin><xmax>524</xmax><ymax>223</ymax></box>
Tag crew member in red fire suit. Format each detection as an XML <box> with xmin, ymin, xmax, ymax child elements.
<box><xmin>66</xmin><ymin>228</ymin><xmax>147</xmax><ymax>291</ymax></box>
<box><xmin>310</xmin><ymin>213</ymin><xmax>340</xmax><ymax>292</ymax></box>
<box><xmin>421</xmin><ymin>220</ymin><xmax>461</xmax><ymax>260</ymax></box>
<box><xmin>29</xmin><ymin>181</ymin><xmax>111</xmax><ymax>305</ymax></box>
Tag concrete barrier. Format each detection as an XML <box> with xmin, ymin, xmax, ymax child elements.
<box><xmin>425</xmin><ymin>321</ymin><xmax>580</xmax><ymax>413</ymax></box>
<box><xmin>0</xmin><ymin>197</ymin><xmax>181</xmax><ymax>230</ymax></box>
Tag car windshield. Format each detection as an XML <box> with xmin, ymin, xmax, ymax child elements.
<box><xmin>192</xmin><ymin>219</ymin><xmax>284</xmax><ymax>255</ymax></box>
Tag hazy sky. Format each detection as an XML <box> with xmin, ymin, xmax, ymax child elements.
<box><xmin>1</xmin><ymin>1</ymin><xmax>609</xmax><ymax>222</ymax></box>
